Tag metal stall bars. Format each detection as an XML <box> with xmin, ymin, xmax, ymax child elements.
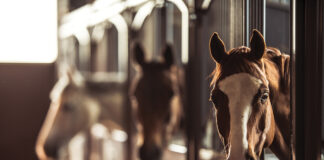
<box><xmin>59</xmin><ymin>0</ymin><xmax>129</xmax><ymax>77</ymax></box>
<box><xmin>57</xmin><ymin>1</ymin><xmax>130</xmax><ymax>159</ymax></box>
<box><xmin>244</xmin><ymin>0</ymin><xmax>266</xmax><ymax>46</ymax></box>
<box><xmin>131</xmin><ymin>0</ymin><xmax>189</xmax><ymax>64</ymax></box>
<box><xmin>131</xmin><ymin>0</ymin><xmax>189</xmax><ymax>159</ymax></box>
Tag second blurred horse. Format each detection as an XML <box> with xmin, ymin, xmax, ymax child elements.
<box><xmin>131</xmin><ymin>44</ymin><xmax>183</xmax><ymax>160</ymax></box>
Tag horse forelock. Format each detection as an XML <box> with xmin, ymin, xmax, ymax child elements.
<box><xmin>210</xmin><ymin>47</ymin><xmax>250</xmax><ymax>86</ymax></box>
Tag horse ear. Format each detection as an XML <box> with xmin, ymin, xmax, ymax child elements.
<box><xmin>66</xmin><ymin>68</ymin><xmax>84</xmax><ymax>87</ymax></box>
<box><xmin>250</xmin><ymin>29</ymin><xmax>266</xmax><ymax>60</ymax></box>
<box><xmin>209</xmin><ymin>32</ymin><xmax>227</xmax><ymax>63</ymax></box>
<box><xmin>163</xmin><ymin>44</ymin><xmax>174</xmax><ymax>68</ymax></box>
<box><xmin>134</xmin><ymin>43</ymin><xmax>145</xmax><ymax>66</ymax></box>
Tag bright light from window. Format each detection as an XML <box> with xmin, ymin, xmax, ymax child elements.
<box><xmin>0</xmin><ymin>0</ymin><xmax>57</xmax><ymax>63</ymax></box>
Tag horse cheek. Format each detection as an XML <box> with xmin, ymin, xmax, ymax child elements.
<box><xmin>216</xmin><ymin>106</ymin><xmax>230</xmax><ymax>144</ymax></box>
<box><xmin>265</xmin><ymin>107</ymin><xmax>276</xmax><ymax>147</ymax></box>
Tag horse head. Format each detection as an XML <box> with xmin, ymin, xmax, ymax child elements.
<box><xmin>208</xmin><ymin>29</ymin><xmax>290</xmax><ymax>159</ymax></box>
<box><xmin>131</xmin><ymin>43</ymin><xmax>182</xmax><ymax>160</ymax></box>
<box><xmin>36</xmin><ymin>71</ymin><xmax>101</xmax><ymax>159</ymax></box>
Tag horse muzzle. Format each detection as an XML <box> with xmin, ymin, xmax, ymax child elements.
<box><xmin>245</xmin><ymin>153</ymin><xmax>257</xmax><ymax>160</ymax></box>
<box><xmin>227</xmin><ymin>152</ymin><xmax>258</xmax><ymax>160</ymax></box>
<box><xmin>139</xmin><ymin>144</ymin><xmax>162</xmax><ymax>160</ymax></box>
<box><xmin>43</xmin><ymin>141</ymin><xmax>59</xmax><ymax>159</ymax></box>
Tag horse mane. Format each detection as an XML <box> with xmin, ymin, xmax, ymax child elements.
<box><xmin>265</xmin><ymin>47</ymin><xmax>290</xmax><ymax>93</ymax></box>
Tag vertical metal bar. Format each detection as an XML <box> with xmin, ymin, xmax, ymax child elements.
<box><xmin>186</xmin><ymin>0</ymin><xmax>196</xmax><ymax>159</ymax></box>
<box><xmin>290</xmin><ymin>0</ymin><xmax>296</xmax><ymax>159</ymax></box>
<box><xmin>74</xmin><ymin>29</ymin><xmax>91</xmax><ymax>71</ymax></box>
<box><xmin>304</xmin><ymin>0</ymin><xmax>323</xmax><ymax>158</ymax></box>
<box><xmin>184</xmin><ymin>1</ymin><xmax>202</xmax><ymax>159</ymax></box>
<box><xmin>108</xmin><ymin>14</ymin><xmax>128</xmax><ymax>80</ymax></box>
<box><xmin>295</xmin><ymin>0</ymin><xmax>323</xmax><ymax>159</ymax></box>
<box><xmin>294</xmin><ymin>0</ymin><xmax>305</xmax><ymax>158</ymax></box>
<box><xmin>186</xmin><ymin>13</ymin><xmax>202</xmax><ymax>160</ymax></box>
<box><xmin>107</xmin><ymin>15</ymin><xmax>129</xmax><ymax>160</ymax></box>
<box><xmin>153</xmin><ymin>9</ymin><xmax>159</xmax><ymax>59</ymax></box>
<box><xmin>245</xmin><ymin>0</ymin><xmax>250</xmax><ymax>46</ymax></box>
<box><xmin>154</xmin><ymin>7</ymin><xmax>166</xmax><ymax>59</ymax></box>
<box><xmin>263</xmin><ymin>0</ymin><xmax>266</xmax><ymax>39</ymax></box>
<box><xmin>167</xmin><ymin>0</ymin><xmax>189</xmax><ymax>64</ymax></box>
<box><xmin>166</xmin><ymin>4</ymin><xmax>174</xmax><ymax>44</ymax></box>
<box><xmin>247</xmin><ymin>0</ymin><xmax>265</xmax><ymax>43</ymax></box>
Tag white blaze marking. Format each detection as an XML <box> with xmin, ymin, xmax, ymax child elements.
<box><xmin>218</xmin><ymin>73</ymin><xmax>262</xmax><ymax>158</ymax></box>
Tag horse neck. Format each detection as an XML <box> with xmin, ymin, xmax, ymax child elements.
<box><xmin>263</xmin><ymin>55</ymin><xmax>290</xmax><ymax>98</ymax></box>
<box><xmin>264</xmin><ymin>56</ymin><xmax>292</xmax><ymax>159</ymax></box>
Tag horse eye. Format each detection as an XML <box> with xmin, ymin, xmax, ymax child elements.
<box><xmin>63</xmin><ymin>104</ymin><xmax>74</xmax><ymax>112</ymax></box>
<box><xmin>260</xmin><ymin>92</ymin><xmax>269</xmax><ymax>104</ymax></box>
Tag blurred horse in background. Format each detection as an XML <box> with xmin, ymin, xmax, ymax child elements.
<box><xmin>209</xmin><ymin>30</ymin><xmax>292</xmax><ymax>160</ymax></box>
<box><xmin>36</xmin><ymin>70</ymin><xmax>126</xmax><ymax>160</ymax></box>
<box><xmin>130</xmin><ymin>43</ymin><xmax>183</xmax><ymax>160</ymax></box>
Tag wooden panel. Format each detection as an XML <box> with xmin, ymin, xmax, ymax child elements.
<box><xmin>0</xmin><ymin>63</ymin><xmax>55</xmax><ymax>160</ymax></box>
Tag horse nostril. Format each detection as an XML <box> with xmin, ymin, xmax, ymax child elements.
<box><xmin>44</xmin><ymin>142</ymin><xmax>58</xmax><ymax>158</ymax></box>
<box><xmin>139</xmin><ymin>145</ymin><xmax>162</xmax><ymax>160</ymax></box>
<box><xmin>245</xmin><ymin>152</ymin><xmax>255</xmax><ymax>160</ymax></box>
<box><xmin>152</xmin><ymin>146</ymin><xmax>162</xmax><ymax>159</ymax></box>
<box><xmin>139</xmin><ymin>146</ymin><xmax>145</xmax><ymax>159</ymax></box>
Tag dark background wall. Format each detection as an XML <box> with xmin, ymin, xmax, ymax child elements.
<box><xmin>266</xmin><ymin>3</ymin><xmax>290</xmax><ymax>53</ymax></box>
<box><xmin>0</xmin><ymin>64</ymin><xmax>55</xmax><ymax>160</ymax></box>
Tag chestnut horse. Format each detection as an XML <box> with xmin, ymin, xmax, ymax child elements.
<box><xmin>130</xmin><ymin>43</ymin><xmax>183</xmax><ymax>160</ymax></box>
<box><xmin>209</xmin><ymin>30</ymin><xmax>292</xmax><ymax>160</ymax></box>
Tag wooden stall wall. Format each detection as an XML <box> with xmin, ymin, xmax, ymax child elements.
<box><xmin>0</xmin><ymin>63</ymin><xmax>55</xmax><ymax>160</ymax></box>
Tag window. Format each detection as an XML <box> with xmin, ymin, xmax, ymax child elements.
<box><xmin>0</xmin><ymin>0</ymin><xmax>57</xmax><ymax>63</ymax></box>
